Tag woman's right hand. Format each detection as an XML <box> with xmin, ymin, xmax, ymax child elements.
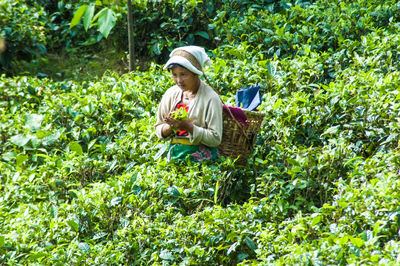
<box><xmin>161</xmin><ymin>123</ymin><xmax>173</xmax><ymax>138</ymax></box>
<box><xmin>161</xmin><ymin>114</ymin><xmax>181</xmax><ymax>137</ymax></box>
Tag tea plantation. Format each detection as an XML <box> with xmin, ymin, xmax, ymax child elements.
<box><xmin>1</xmin><ymin>0</ymin><xmax>399</xmax><ymax>264</ymax></box>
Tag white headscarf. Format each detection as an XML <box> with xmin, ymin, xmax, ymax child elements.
<box><xmin>163</xmin><ymin>45</ymin><xmax>211</xmax><ymax>75</ymax></box>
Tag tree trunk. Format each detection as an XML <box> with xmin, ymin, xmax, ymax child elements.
<box><xmin>127</xmin><ymin>0</ymin><xmax>135</xmax><ymax>71</ymax></box>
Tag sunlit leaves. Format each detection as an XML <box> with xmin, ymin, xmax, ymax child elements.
<box><xmin>2</xmin><ymin>0</ymin><xmax>400</xmax><ymax>265</ymax></box>
<box><xmin>83</xmin><ymin>5</ymin><xmax>95</xmax><ymax>31</ymax></box>
<box><xmin>67</xmin><ymin>218</ymin><xmax>80</xmax><ymax>232</ymax></box>
<box><xmin>159</xmin><ymin>250</ymin><xmax>174</xmax><ymax>261</ymax></box>
<box><xmin>96</xmin><ymin>8</ymin><xmax>116</xmax><ymax>38</ymax></box>
<box><xmin>69</xmin><ymin>141</ymin><xmax>83</xmax><ymax>156</ymax></box>
<box><xmin>10</xmin><ymin>134</ymin><xmax>31</xmax><ymax>147</ymax></box>
<box><xmin>78</xmin><ymin>242</ymin><xmax>91</xmax><ymax>254</ymax></box>
<box><xmin>25</xmin><ymin>114</ymin><xmax>43</xmax><ymax>132</ymax></box>
<box><xmin>70</xmin><ymin>5</ymin><xmax>89</xmax><ymax>28</ymax></box>
<box><xmin>70</xmin><ymin>5</ymin><xmax>116</xmax><ymax>38</ymax></box>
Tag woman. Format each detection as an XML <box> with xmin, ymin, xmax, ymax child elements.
<box><xmin>154</xmin><ymin>46</ymin><xmax>223</xmax><ymax>161</ymax></box>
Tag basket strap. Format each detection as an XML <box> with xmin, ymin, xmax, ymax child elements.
<box><xmin>203</xmin><ymin>73</ymin><xmax>251</xmax><ymax>144</ymax></box>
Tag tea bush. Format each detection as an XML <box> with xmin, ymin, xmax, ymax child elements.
<box><xmin>0</xmin><ymin>1</ymin><xmax>47</xmax><ymax>74</ymax></box>
<box><xmin>1</xmin><ymin>0</ymin><xmax>400</xmax><ymax>264</ymax></box>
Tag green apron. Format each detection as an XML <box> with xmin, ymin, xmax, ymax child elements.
<box><xmin>167</xmin><ymin>143</ymin><xmax>219</xmax><ymax>162</ymax></box>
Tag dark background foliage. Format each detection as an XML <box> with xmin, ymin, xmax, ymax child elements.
<box><xmin>1</xmin><ymin>0</ymin><xmax>399</xmax><ymax>264</ymax></box>
<box><xmin>1</xmin><ymin>0</ymin><xmax>291</xmax><ymax>75</ymax></box>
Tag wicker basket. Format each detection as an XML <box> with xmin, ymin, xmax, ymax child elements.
<box><xmin>218</xmin><ymin>109</ymin><xmax>265</xmax><ymax>164</ymax></box>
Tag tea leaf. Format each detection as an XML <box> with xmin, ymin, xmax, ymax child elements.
<box><xmin>78</xmin><ymin>242</ymin><xmax>91</xmax><ymax>254</ymax></box>
<box><xmin>68</xmin><ymin>141</ymin><xmax>83</xmax><ymax>155</ymax></box>
<box><xmin>160</xmin><ymin>250</ymin><xmax>174</xmax><ymax>261</ymax></box>
<box><xmin>25</xmin><ymin>114</ymin><xmax>43</xmax><ymax>132</ymax></box>
<box><xmin>10</xmin><ymin>134</ymin><xmax>31</xmax><ymax>147</ymax></box>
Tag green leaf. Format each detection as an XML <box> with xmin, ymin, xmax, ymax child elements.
<box><xmin>344</xmin><ymin>156</ymin><xmax>364</xmax><ymax>167</ymax></box>
<box><xmin>83</xmin><ymin>4</ymin><xmax>95</xmax><ymax>31</ymax></box>
<box><xmin>214</xmin><ymin>180</ymin><xmax>219</xmax><ymax>204</ymax></box>
<box><xmin>238</xmin><ymin>253</ymin><xmax>249</xmax><ymax>261</ymax></box>
<box><xmin>382</xmin><ymin>133</ymin><xmax>398</xmax><ymax>145</ymax></box>
<box><xmin>36</xmin><ymin>129</ymin><xmax>49</xmax><ymax>139</ymax></box>
<box><xmin>349</xmin><ymin>245</ymin><xmax>362</xmax><ymax>257</ymax></box>
<box><xmin>2</xmin><ymin>151</ymin><xmax>16</xmax><ymax>161</ymax></box>
<box><xmin>50</xmin><ymin>205</ymin><xmax>58</xmax><ymax>219</ymax></box>
<box><xmin>16</xmin><ymin>154</ymin><xmax>29</xmax><ymax>166</ymax></box>
<box><xmin>350</xmin><ymin>237</ymin><xmax>364</xmax><ymax>248</ymax></box>
<box><xmin>42</xmin><ymin>130</ymin><xmax>62</xmax><ymax>146</ymax></box>
<box><xmin>25</xmin><ymin>114</ymin><xmax>44</xmax><ymax>132</ymax></box>
<box><xmin>110</xmin><ymin>196</ymin><xmax>122</xmax><ymax>206</ymax></box>
<box><xmin>35</xmin><ymin>43</ymin><xmax>47</xmax><ymax>54</ymax></box>
<box><xmin>29</xmin><ymin>251</ymin><xmax>46</xmax><ymax>260</ymax></box>
<box><xmin>69</xmin><ymin>141</ymin><xmax>83</xmax><ymax>155</ymax></box>
<box><xmin>92</xmin><ymin>232</ymin><xmax>107</xmax><ymax>240</ymax></box>
<box><xmin>244</xmin><ymin>236</ymin><xmax>257</xmax><ymax>251</ymax></box>
<box><xmin>186</xmin><ymin>33</ymin><xmax>195</xmax><ymax>44</ymax></box>
<box><xmin>120</xmin><ymin>218</ymin><xmax>130</xmax><ymax>228</ymax></box>
<box><xmin>70</xmin><ymin>5</ymin><xmax>88</xmax><ymax>28</ymax></box>
<box><xmin>160</xmin><ymin>250</ymin><xmax>174</xmax><ymax>260</ymax></box>
<box><xmin>338</xmin><ymin>235</ymin><xmax>349</xmax><ymax>245</ymax></box>
<box><xmin>78</xmin><ymin>242</ymin><xmax>91</xmax><ymax>254</ymax></box>
<box><xmin>167</xmin><ymin>186</ymin><xmax>180</xmax><ymax>198</ymax></box>
<box><xmin>195</xmin><ymin>31</ymin><xmax>210</xmax><ymax>40</ymax></box>
<box><xmin>171</xmin><ymin>106</ymin><xmax>189</xmax><ymax>120</ymax></box>
<box><xmin>321</xmin><ymin>125</ymin><xmax>339</xmax><ymax>136</ymax></box>
<box><xmin>311</xmin><ymin>214</ymin><xmax>323</xmax><ymax>226</ymax></box>
<box><xmin>153</xmin><ymin>144</ymin><xmax>168</xmax><ymax>160</ymax></box>
<box><xmin>205</xmin><ymin>2</ymin><xmax>214</xmax><ymax>14</ymax></box>
<box><xmin>152</xmin><ymin>43</ymin><xmax>162</xmax><ymax>55</ymax></box>
<box><xmin>67</xmin><ymin>218</ymin><xmax>79</xmax><ymax>232</ymax></box>
<box><xmin>0</xmin><ymin>235</ymin><xmax>4</xmax><ymax>248</ymax></box>
<box><xmin>227</xmin><ymin>241</ymin><xmax>240</xmax><ymax>255</ymax></box>
<box><xmin>273</xmin><ymin>98</ymin><xmax>282</xmax><ymax>110</ymax></box>
<box><xmin>267</xmin><ymin>63</ymin><xmax>276</xmax><ymax>76</ymax></box>
<box><xmin>97</xmin><ymin>8</ymin><xmax>116</xmax><ymax>38</ymax></box>
<box><xmin>10</xmin><ymin>134</ymin><xmax>31</xmax><ymax>147</ymax></box>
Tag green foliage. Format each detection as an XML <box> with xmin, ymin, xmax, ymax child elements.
<box><xmin>1</xmin><ymin>0</ymin><xmax>400</xmax><ymax>264</ymax></box>
<box><xmin>121</xmin><ymin>0</ymin><xmax>288</xmax><ymax>62</ymax></box>
<box><xmin>171</xmin><ymin>106</ymin><xmax>189</xmax><ymax>121</ymax></box>
<box><xmin>0</xmin><ymin>1</ymin><xmax>48</xmax><ymax>74</ymax></box>
<box><xmin>59</xmin><ymin>0</ymin><xmax>288</xmax><ymax>63</ymax></box>
<box><xmin>70</xmin><ymin>4</ymin><xmax>116</xmax><ymax>38</ymax></box>
<box><xmin>1</xmin><ymin>0</ymin><xmax>289</xmax><ymax>74</ymax></box>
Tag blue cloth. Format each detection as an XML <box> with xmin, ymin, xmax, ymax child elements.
<box><xmin>235</xmin><ymin>84</ymin><xmax>262</xmax><ymax>111</ymax></box>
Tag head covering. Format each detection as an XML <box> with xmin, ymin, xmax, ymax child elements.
<box><xmin>163</xmin><ymin>45</ymin><xmax>211</xmax><ymax>75</ymax></box>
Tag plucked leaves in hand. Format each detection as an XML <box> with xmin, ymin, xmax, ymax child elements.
<box><xmin>171</xmin><ymin>107</ymin><xmax>189</xmax><ymax>121</ymax></box>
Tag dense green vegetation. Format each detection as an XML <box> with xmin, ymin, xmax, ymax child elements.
<box><xmin>1</xmin><ymin>0</ymin><xmax>400</xmax><ymax>264</ymax></box>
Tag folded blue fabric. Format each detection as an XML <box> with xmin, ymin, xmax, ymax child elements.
<box><xmin>235</xmin><ymin>84</ymin><xmax>261</xmax><ymax>111</ymax></box>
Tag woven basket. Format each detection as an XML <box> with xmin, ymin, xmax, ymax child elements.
<box><xmin>218</xmin><ymin>109</ymin><xmax>265</xmax><ymax>164</ymax></box>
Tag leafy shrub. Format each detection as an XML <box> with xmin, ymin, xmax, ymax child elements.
<box><xmin>0</xmin><ymin>1</ymin><xmax>48</xmax><ymax>74</ymax></box>
<box><xmin>1</xmin><ymin>0</ymin><xmax>400</xmax><ymax>265</ymax></box>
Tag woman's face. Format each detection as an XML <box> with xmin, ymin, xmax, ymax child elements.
<box><xmin>170</xmin><ymin>65</ymin><xmax>200</xmax><ymax>92</ymax></box>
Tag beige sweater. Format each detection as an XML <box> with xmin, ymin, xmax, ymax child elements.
<box><xmin>155</xmin><ymin>80</ymin><xmax>223</xmax><ymax>147</ymax></box>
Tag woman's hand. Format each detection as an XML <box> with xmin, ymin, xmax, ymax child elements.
<box><xmin>164</xmin><ymin>114</ymin><xmax>194</xmax><ymax>134</ymax></box>
<box><xmin>161</xmin><ymin>123</ymin><xmax>173</xmax><ymax>138</ymax></box>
